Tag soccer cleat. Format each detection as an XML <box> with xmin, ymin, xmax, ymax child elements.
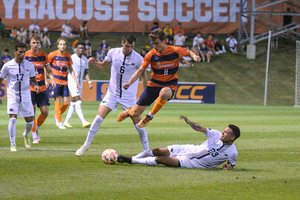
<box><xmin>138</xmin><ymin>115</ymin><xmax>153</xmax><ymax>128</ymax></box>
<box><xmin>117</xmin><ymin>155</ymin><xmax>132</xmax><ymax>164</ymax></box>
<box><xmin>117</xmin><ymin>108</ymin><xmax>130</xmax><ymax>122</ymax></box>
<box><xmin>54</xmin><ymin>114</ymin><xmax>58</xmax><ymax>126</ymax></box>
<box><xmin>23</xmin><ymin>132</ymin><xmax>31</xmax><ymax>149</ymax></box>
<box><xmin>75</xmin><ymin>145</ymin><xmax>89</xmax><ymax>157</ymax></box>
<box><xmin>64</xmin><ymin>122</ymin><xmax>73</xmax><ymax>128</ymax></box>
<box><xmin>10</xmin><ymin>146</ymin><xmax>17</xmax><ymax>152</ymax></box>
<box><xmin>82</xmin><ymin>121</ymin><xmax>91</xmax><ymax>128</ymax></box>
<box><xmin>32</xmin><ymin>139</ymin><xmax>39</xmax><ymax>144</ymax></box>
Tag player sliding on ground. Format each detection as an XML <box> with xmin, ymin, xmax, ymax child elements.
<box><xmin>118</xmin><ymin>115</ymin><xmax>240</xmax><ymax>170</ymax></box>
<box><xmin>117</xmin><ymin>28</ymin><xmax>201</xmax><ymax>128</ymax></box>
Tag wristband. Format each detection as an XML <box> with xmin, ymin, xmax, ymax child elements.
<box><xmin>193</xmin><ymin>55</ymin><xmax>197</xmax><ymax>60</ymax></box>
<box><xmin>88</xmin><ymin>81</ymin><xmax>92</xmax><ymax>84</ymax></box>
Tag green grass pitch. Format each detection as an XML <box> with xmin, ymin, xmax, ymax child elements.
<box><xmin>0</xmin><ymin>100</ymin><xmax>299</xmax><ymax>199</ymax></box>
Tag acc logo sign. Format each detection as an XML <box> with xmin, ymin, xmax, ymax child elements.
<box><xmin>173</xmin><ymin>83</ymin><xmax>215</xmax><ymax>104</ymax></box>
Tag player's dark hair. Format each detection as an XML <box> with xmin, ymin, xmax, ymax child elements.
<box><xmin>122</xmin><ymin>33</ymin><xmax>136</xmax><ymax>44</ymax></box>
<box><xmin>149</xmin><ymin>28</ymin><xmax>166</xmax><ymax>41</ymax></box>
<box><xmin>14</xmin><ymin>42</ymin><xmax>27</xmax><ymax>51</ymax></box>
<box><xmin>75</xmin><ymin>41</ymin><xmax>85</xmax><ymax>47</ymax></box>
<box><xmin>228</xmin><ymin>124</ymin><xmax>240</xmax><ymax>140</ymax></box>
<box><xmin>4</xmin><ymin>49</ymin><xmax>9</xmax><ymax>52</ymax></box>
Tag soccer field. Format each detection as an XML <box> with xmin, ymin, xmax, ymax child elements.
<box><xmin>0</xmin><ymin>101</ymin><xmax>299</xmax><ymax>199</ymax></box>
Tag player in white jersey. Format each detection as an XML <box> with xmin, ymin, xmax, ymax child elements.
<box><xmin>64</xmin><ymin>41</ymin><xmax>92</xmax><ymax>128</ymax></box>
<box><xmin>75</xmin><ymin>33</ymin><xmax>149</xmax><ymax>157</ymax></box>
<box><xmin>0</xmin><ymin>42</ymin><xmax>40</xmax><ymax>151</ymax></box>
<box><xmin>118</xmin><ymin>115</ymin><xmax>240</xmax><ymax>170</ymax></box>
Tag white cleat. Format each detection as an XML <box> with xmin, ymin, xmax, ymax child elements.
<box><xmin>75</xmin><ymin>145</ymin><xmax>89</xmax><ymax>157</ymax></box>
<box><xmin>32</xmin><ymin>139</ymin><xmax>39</xmax><ymax>144</ymax></box>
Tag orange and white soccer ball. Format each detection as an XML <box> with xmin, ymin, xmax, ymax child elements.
<box><xmin>101</xmin><ymin>149</ymin><xmax>118</xmax><ymax>165</ymax></box>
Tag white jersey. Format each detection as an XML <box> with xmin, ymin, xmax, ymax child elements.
<box><xmin>169</xmin><ymin>129</ymin><xmax>238</xmax><ymax>168</ymax></box>
<box><xmin>0</xmin><ymin>59</ymin><xmax>35</xmax><ymax>103</ymax></box>
<box><xmin>226</xmin><ymin>37</ymin><xmax>238</xmax><ymax>48</ymax></box>
<box><xmin>193</xmin><ymin>36</ymin><xmax>204</xmax><ymax>47</ymax></box>
<box><xmin>68</xmin><ymin>53</ymin><xmax>89</xmax><ymax>87</ymax></box>
<box><xmin>105</xmin><ymin>48</ymin><xmax>143</xmax><ymax>99</ymax></box>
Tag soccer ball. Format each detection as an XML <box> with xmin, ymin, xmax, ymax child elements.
<box><xmin>101</xmin><ymin>149</ymin><xmax>118</xmax><ymax>165</ymax></box>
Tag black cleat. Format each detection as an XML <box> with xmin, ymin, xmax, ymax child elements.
<box><xmin>118</xmin><ymin>155</ymin><xmax>132</xmax><ymax>164</ymax></box>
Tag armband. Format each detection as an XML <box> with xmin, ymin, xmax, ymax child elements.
<box><xmin>193</xmin><ymin>55</ymin><xmax>197</xmax><ymax>60</ymax></box>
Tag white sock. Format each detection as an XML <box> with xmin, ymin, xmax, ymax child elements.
<box><xmin>134</xmin><ymin>124</ymin><xmax>149</xmax><ymax>151</ymax></box>
<box><xmin>132</xmin><ymin>157</ymin><xmax>157</xmax><ymax>166</ymax></box>
<box><xmin>36</xmin><ymin>125</ymin><xmax>40</xmax><ymax>132</ymax></box>
<box><xmin>133</xmin><ymin>149</ymin><xmax>154</xmax><ymax>159</ymax></box>
<box><xmin>75</xmin><ymin>100</ymin><xmax>86</xmax><ymax>124</ymax></box>
<box><xmin>8</xmin><ymin>118</ymin><xmax>17</xmax><ymax>146</ymax></box>
<box><xmin>32</xmin><ymin>131</ymin><xmax>38</xmax><ymax>140</ymax></box>
<box><xmin>64</xmin><ymin>102</ymin><xmax>75</xmax><ymax>123</ymax></box>
<box><xmin>222</xmin><ymin>45</ymin><xmax>226</xmax><ymax>51</ymax></box>
<box><xmin>148</xmin><ymin>112</ymin><xmax>154</xmax><ymax>118</ymax></box>
<box><xmin>25</xmin><ymin>121</ymin><xmax>34</xmax><ymax>137</ymax></box>
<box><xmin>84</xmin><ymin>115</ymin><xmax>103</xmax><ymax>147</ymax></box>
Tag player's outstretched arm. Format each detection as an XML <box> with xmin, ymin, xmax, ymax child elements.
<box><xmin>88</xmin><ymin>57</ymin><xmax>110</xmax><ymax>70</ymax></box>
<box><xmin>179</xmin><ymin>115</ymin><xmax>207</xmax><ymax>133</ymax></box>
<box><xmin>123</xmin><ymin>66</ymin><xmax>146</xmax><ymax>90</ymax></box>
<box><xmin>188</xmin><ymin>50</ymin><xmax>201</xmax><ymax>62</ymax></box>
<box><xmin>140</xmin><ymin>68</ymin><xmax>148</xmax><ymax>91</ymax></box>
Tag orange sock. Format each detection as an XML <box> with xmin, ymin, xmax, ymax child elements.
<box><xmin>37</xmin><ymin>114</ymin><xmax>47</xmax><ymax>127</ymax></box>
<box><xmin>31</xmin><ymin>118</ymin><xmax>37</xmax><ymax>132</ymax></box>
<box><xmin>61</xmin><ymin>103</ymin><xmax>69</xmax><ymax>114</ymax></box>
<box><xmin>55</xmin><ymin>102</ymin><xmax>62</xmax><ymax>123</ymax></box>
<box><xmin>150</xmin><ymin>96</ymin><xmax>168</xmax><ymax>115</ymax></box>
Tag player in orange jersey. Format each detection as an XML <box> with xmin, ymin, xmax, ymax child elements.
<box><xmin>117</xmin><ymin>28</ymin><xmax>200</xmax><ymax>128</ymax></box>
<box><xmin>48</xmin><ymin>38</ymin><xmax>79</xmax><ymax>129</ymax></box>
<box><xmin>24</xmin><ymin>34</ymin><xmax>56</xmax><ymax>144</ymax></box>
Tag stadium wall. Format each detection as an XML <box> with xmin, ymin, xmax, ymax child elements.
<box><xmin>0</xmin><ymin>80</ymin><xmax>215</xmax><ymax>104</ymax></box>
<box><xmin>0</xmin><ymin>0</ymin><xmax>298</xmax><ymax>34</ymax></box>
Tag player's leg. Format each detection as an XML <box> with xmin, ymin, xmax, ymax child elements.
<box><xmin>8</xmin><ymin>114</ymin><xmax>18</xmax><ymax>151</ymax></box>
<box><xmin>139</xmin><ymin>87</ymin><xmax>174</xmax><ymax>128</ymax></box>
<box><xmin>72</xmin><ymin>92</ymin><xmax>90</xmax><ymax>127</ymax></box>
<box><xmin>133</xmin><ymin>146</ymin><xmax>170</xmax><ymax>159</ymax></box>
<box><xmin>76</xmin><ymin>105</ymin><xmax>112</xmax><ymax>157</ymax></box>
<box><xmin>30</xmin><ymin>91</ymin><xmax>38</xmax><ymax>142</ymax></box>
<box><xmin>117</xmin><ymin>86</ymin><xmax>157</xmax><ymax>123</ymax></box>
<box><xmin>59</xmin><ymin>85</ymin><xmax>70</xmax><ymax>116</ymax></box>
<box><xmin>23</xmin><ymin>115</ymin><xmax>34</xmax><ymax>149</ymax></box>
<box><xmin>64</xmin><ymin>96</ymin><xmax>77</xmax><ymax>128</ymax></box>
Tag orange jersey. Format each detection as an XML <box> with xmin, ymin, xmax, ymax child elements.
<box><xmin>174</xmin><ymin>27</ymin><xmax>185</xmax><ymax>35</ymax></box>
<box><xmin>48</xmin><ymin>50</ymin><xmax>73</xmax><ymax>85</ymax></box>
<box><xmin>24</xmin><ymin>50</ymin><xmax>48</xmax><ymax>92</ymax></box>
<box><xmin>141</xmin><ymin>45</ymin><xmax>189</xmax><ymax>91</ymax></box>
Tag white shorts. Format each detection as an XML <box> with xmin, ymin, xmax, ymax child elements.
<box><xmin>68</xmin><ymin>84</ymin><xmax>82</xmax><ymax>97</ymax></box>
<box><xmin>168</xmin><ymin>144</ymin><xmax>208</xmax><ymax>169</ymax></box>
<box><xmin>100</xmin><ymin>92</ymin><xmax>136</xmax><ymax>111</ymax></box>
<box><xmin>61</xmin><ymin>32</ymin><xmax>72</xmax><ymax>37</ymax></box>
<box><xmin>7</xmin><ymin>101</ymin><xmax>34</xmax><ymax>117</ymax></box>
